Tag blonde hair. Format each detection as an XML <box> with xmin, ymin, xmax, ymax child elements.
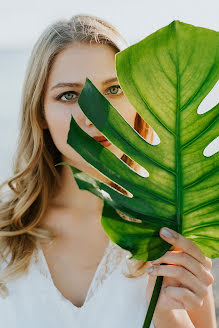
<box><xmin>0</xmin><ymin>14</ymin><xmax>154</xmax><ymax>298</ymax></box>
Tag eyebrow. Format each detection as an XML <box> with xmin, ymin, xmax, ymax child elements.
<box><xmin>50</xmin><ymin>76</ymin><xmax>119</xmax><ymax>91</ymax></box>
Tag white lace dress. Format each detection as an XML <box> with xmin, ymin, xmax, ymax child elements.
<box><xmin>0</xmin><ymin>239</ymin><xmax>155</xmax><ymax>328</ymax></box>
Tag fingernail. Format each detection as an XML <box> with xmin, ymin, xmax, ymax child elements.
<box><xmin>161</xmin><ymin>228</ymin><xmax>172</xmax><ymax>239</ymax></box>
<box><xmin>147</xmin><ymin>267</ymin><xmax>153</xmax><ymax>273</ymax></box>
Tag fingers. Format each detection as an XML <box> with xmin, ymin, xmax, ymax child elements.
<box><xmin>164</xmin><ymin>286</ymin><xmax>204</xmax><ymax>311</ymax></box>
<box><xmin>146</xmin><ymin>227</ymin><xmax>214</xmax><ymax>312</ymax></box>
<box><xmin>159</xmin><ymin>227</ymin><xmax>212</xmax><ymax>270</ymax></box>
<box><xmin>147</xmin><ymin>264</ymin><xmax>209</xmax><ymax>300</ymax></box>
<box><xmin>150</xmin><ymin>251</ymin><xmax>214</xmax><ymax>286</ymax></box>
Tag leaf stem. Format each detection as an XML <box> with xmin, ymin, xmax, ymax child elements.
<box><xmin>142</xmin><ymin>263</ymin><xmax>168</xmax><ymax>328</ymax></box>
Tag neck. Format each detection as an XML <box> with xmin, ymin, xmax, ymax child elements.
<box><xmin>39</xmin><ymin>159</ymin><xmax>111</xmax><ymax>238</ymax></box>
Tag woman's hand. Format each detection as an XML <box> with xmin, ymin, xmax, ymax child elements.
<box><xmin>146</xmin><ymin>227</ymin><xmax>214</xmax><ymax>312</ymax></box>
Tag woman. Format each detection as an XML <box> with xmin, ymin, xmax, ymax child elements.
<box><xmin>0</xmin><ymin>14</ymin><xmax>216</xmax><ymax>328</ymax></box>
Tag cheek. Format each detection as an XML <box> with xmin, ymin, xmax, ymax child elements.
<box><xmin>45</xmin><ymin>107</ymin><xmax>71</xmax><ymax>150</ymax></box>
<box><xmin>120</xmin><ymin>107</ymin><xmax>136</xmax><ymax>128</ymax></box>
<box><xmin>112</xmin><ymin>98</ymin><xmax>136</xmax><ymax>128</ymax></box>
<box><xmin>128</xmin><ymin>110</ymin><xmax>137</xmax><ymax>128</ymax></box>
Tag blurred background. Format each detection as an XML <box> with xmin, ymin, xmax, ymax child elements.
<box><xmin>0</xmin><ymin>0</ymin><xmax>218</xmax><ymax>324</ymax></box>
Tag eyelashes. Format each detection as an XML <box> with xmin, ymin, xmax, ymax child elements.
<box><xmin>56</xmin><ymin>85</ymin><xmax>123</xmax><ymax>103</ymax></box>
<box><xmin>56</xmin><ymin>91</ymin><xmax>77</xmax><ymax>102</ymax></box>
<box><xmin>105</xmin><ymin>85</ymin><xmax>123</xmax><ymax>96</ymax></box>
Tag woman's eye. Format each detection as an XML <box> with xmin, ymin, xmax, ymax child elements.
<box><xmin>56</xmin><ymin>85</ymin><xmax>123</xmax><ymax>103</ymax></box>
<box><xmin>105</xmin><ymin>85</ymin><xmax>123</xmax><ymax>95</ymax></box>
<box><xmin>56</xmin><ymin>91</ymin><xmax>77</xmax><ymax>102</ymax></box>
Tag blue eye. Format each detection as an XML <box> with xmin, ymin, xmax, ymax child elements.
<box><xmin>56</xmin><ymin>91</ymin><xmax>77</xmax><ymax>102</ymax></box>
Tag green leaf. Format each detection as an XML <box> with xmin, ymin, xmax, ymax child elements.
<box><xmin>58</xmin><ymin>20</ymin><xmax>219</xmax><ymax>261</ymax></box>
<box><xmin>56</xmin><ymin>20</ymin><xmax>219</xmax><ymax>327</ymax></box>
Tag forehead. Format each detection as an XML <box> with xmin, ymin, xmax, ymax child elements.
<box><xmin>47</xmin><ymin>42</ymin><xmax>118</xmax><ymax>86</ymax></box>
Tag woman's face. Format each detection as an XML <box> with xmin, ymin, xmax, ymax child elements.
<box><xmin>43</xmin><ymin>42</ymin><xmax>137</xmax><ymax>175</ymax></box>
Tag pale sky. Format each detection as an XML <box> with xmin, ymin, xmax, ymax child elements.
<box><xmin>0</xmin><ymin>0</ymin><xmax>219</xmax><ymax>49</ymax></box>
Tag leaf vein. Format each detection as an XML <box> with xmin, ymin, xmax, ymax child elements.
<box><xmin>181</xmin><ymin>114</ymin><xmax>219</xmax><ymax>150</ymax></box>
<box><xmin>183</xmin><ymin>168</ymin><xmax>218</xmax><ymax>190</ymax></box>
<box><xmin>133</xmin><ymin>81</ymin><xmax>176</xmax><ymax>136</ymax></box>
<box><xmin>184</xmin><ymin>198</ymin><xmax>219</xmax><ymax>215</ymax></box>
<box><xmin>180</xmin><ymin>63</ymin><xmax>216</xmax><ymax>112</ymax></box>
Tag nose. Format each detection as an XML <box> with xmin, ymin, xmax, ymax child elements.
<box><xmin>85</xmin><ymin>115</ymin><xmax>93</xmax><ymax>127</ymax></box>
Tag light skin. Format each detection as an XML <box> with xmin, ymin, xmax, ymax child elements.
<box><xmin>148</xmin><ymin>228</ymin><xmax>216</xmax><ymax>327</ymax></box>
<box><xmin>42</xmin><ymin>42</ymin><xmax>136</xmax><ymax>225</ymax></box>
<box><xmin>41</xmin><ymin>42</ymin><xmax>216</xmax><ymax>327</ymax></box>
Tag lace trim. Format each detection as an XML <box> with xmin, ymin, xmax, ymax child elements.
<box><xmin>32</xmin><ymin>241</ymin><xmax>49</xmax><ymax>279</ymax></box>
<box><xmin>86</xmin><ymin>240</ymin><xmax>124</xmax><ymax>302</ymax></box>
<box><xmin>32</xmin><ymin>239</ymin><xmax>126</xmax><ymax>304</ymax></box>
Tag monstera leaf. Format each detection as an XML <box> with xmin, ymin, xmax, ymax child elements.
<box><xmin>56</xmin><ymin>20</ymin><xmax>219</xmax><ymax>327</ymax></box>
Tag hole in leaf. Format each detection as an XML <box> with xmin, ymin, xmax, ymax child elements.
<box><xmin>203</xmin><ymin>136</ymin><xmax>219</xmax><ymax>157</ymax></box>
<box><xmin>116</xmin><ymin>209</ymin><xmax>142</xmax><ymax>223</ymax></box>
<box><xmin>108</xmin><ymin>179</ymin><xmax>134</xmax><ymax>199</ymax></box>
<box><xmin>138</xmin><ymin>167</ymin><xmax>149</xmax><ymax>178</ymax></box>
<box><xmin>152</xmin><ymin>130</ymin><xmax>160</xmax><ymax>145</ymax></box>
<box><xmin>197</xmin><ymin>80</ymin><xmax>219</xmax><ymax>114</ymax></box>
<box><xmin>120</xmin><ymin>153</ymin><xmax>149</xmax><ymax>179</ymax></box>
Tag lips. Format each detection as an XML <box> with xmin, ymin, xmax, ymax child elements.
<box><xmin>93</xmin><ymin>136</ymin><xmax>108</xmax><ymax>142</ymax></box>
<box><xmin>93</xmin><ymin>136</ymin><xmax>112</xmax><ymax>147</ymax></box>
